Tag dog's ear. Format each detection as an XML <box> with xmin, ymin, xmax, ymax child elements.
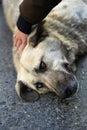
<box><xmin>29</xmin><ymin>20</ymin><xmax>48</xmax><ymax>47</ymax></box>
<box><xmin>16</xmin><ymin>81</ymin><xmax>40</xmax><ymax>102</ymax></box>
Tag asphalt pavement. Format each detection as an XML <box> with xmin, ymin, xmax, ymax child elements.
<box><xmin>0</xmin><ymin>3</ymin><xmax>87</xmax><ymax>130</ymax></box>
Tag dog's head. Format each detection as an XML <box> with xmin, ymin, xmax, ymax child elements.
<box><xmin>15</xmin><ymin>22</ymin><xmax>78</xmax><ymax>102</ymax></box>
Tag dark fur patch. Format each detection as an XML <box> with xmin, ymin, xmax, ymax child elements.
<box><xmin>30</xmin><ymin>21</ymin><xmax>48</xmax><ymax>47</ymax></box>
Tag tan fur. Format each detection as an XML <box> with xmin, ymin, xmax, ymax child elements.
<box><xmin>3</xmin><ymin>0</ymin><xmax>87</xmax><ymax>101</ymax></box>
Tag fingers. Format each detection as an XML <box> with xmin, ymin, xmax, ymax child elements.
<box><xmin>14</xmin><ymin>38</ymin><xmax>22</xmax><ymax>50</ymax></box>
<box><xmin>13</xmin><ymin>33</ymin><xmax>20</xmax><ymax>47</ymax></box>
<box><xmin>13</xmin><ymin>36</ymin><xmax>27</xmax><ymax>55</ymax></box>
<box><xmin>13</xmin><ymin>29</ymin><xmax>28</xmax><ymax>54</ymax></box>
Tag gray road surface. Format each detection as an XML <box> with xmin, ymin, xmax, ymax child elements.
<box><xmin>0</xmin><ymin>3</ymin><xmax>87</xmax><ymax>130</ymax></box>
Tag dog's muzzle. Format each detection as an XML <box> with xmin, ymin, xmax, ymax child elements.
<box><xmin>59</xmin><ymin>75</ymin><xmax>78</xmax><ymax>99</ymax></box>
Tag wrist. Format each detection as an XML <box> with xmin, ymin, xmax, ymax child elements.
<box><xmin>17</xmin><ymin>14</ymin><xmax>32</xmax><ymax>34</ymax></box>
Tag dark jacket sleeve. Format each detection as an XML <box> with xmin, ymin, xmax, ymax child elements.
<box><xmin>17</xmin><ymin>0</ymin><xmax>61</xmax><ymax>34</ymax></box>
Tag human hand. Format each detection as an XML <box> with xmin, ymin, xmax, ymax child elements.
<box><xmin>13</xmin><ymin>29</ymin><xmax>28</xmax><ymax>53</ymax></box>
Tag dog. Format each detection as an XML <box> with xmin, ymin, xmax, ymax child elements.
<box><xmin>2</xmin><ymin>0</ymin><xmax>87</xmax><ymax>102</ymax></box>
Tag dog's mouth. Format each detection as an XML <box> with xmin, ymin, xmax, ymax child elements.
<box><xmin>19</xmin><ymin>81</ymin><xmax>40</xmax><ymax>102</ymax></box>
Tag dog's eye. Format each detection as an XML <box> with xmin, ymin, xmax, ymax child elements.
<box><xmin>34</xmin><ymin>61</ymin><xmax>47</xmax><ymax>73</ymax></box>
<box><xmin>39</xmin><ymin>61</ymin><xmax>47</xmax><ymax>71</ymax></box>
<box><xmin>34</xmin><ymin>82</ymin><xmax>44</xmax><ymax>89</ymax></box>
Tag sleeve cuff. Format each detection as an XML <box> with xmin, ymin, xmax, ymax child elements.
<box><xmin>17</xmin><ymin>15</ymin><xmax>32</xmax><ymax>34</ymax></box>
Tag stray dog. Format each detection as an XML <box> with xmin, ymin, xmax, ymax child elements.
<box><xmin>3</xmin><ymin>0</ymin><xmax>87</xmax><ymax>102</ymax></box>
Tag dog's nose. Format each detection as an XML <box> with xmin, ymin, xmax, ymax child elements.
<box><xmin>64</xmin><ymin>83</ymin><xmax>77</xmax><ymax>98</ymax></box>
<box><xmin>63</xmin><ymin>80</ymin><xmax>78</xmax><ymax>98</ymax></box>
